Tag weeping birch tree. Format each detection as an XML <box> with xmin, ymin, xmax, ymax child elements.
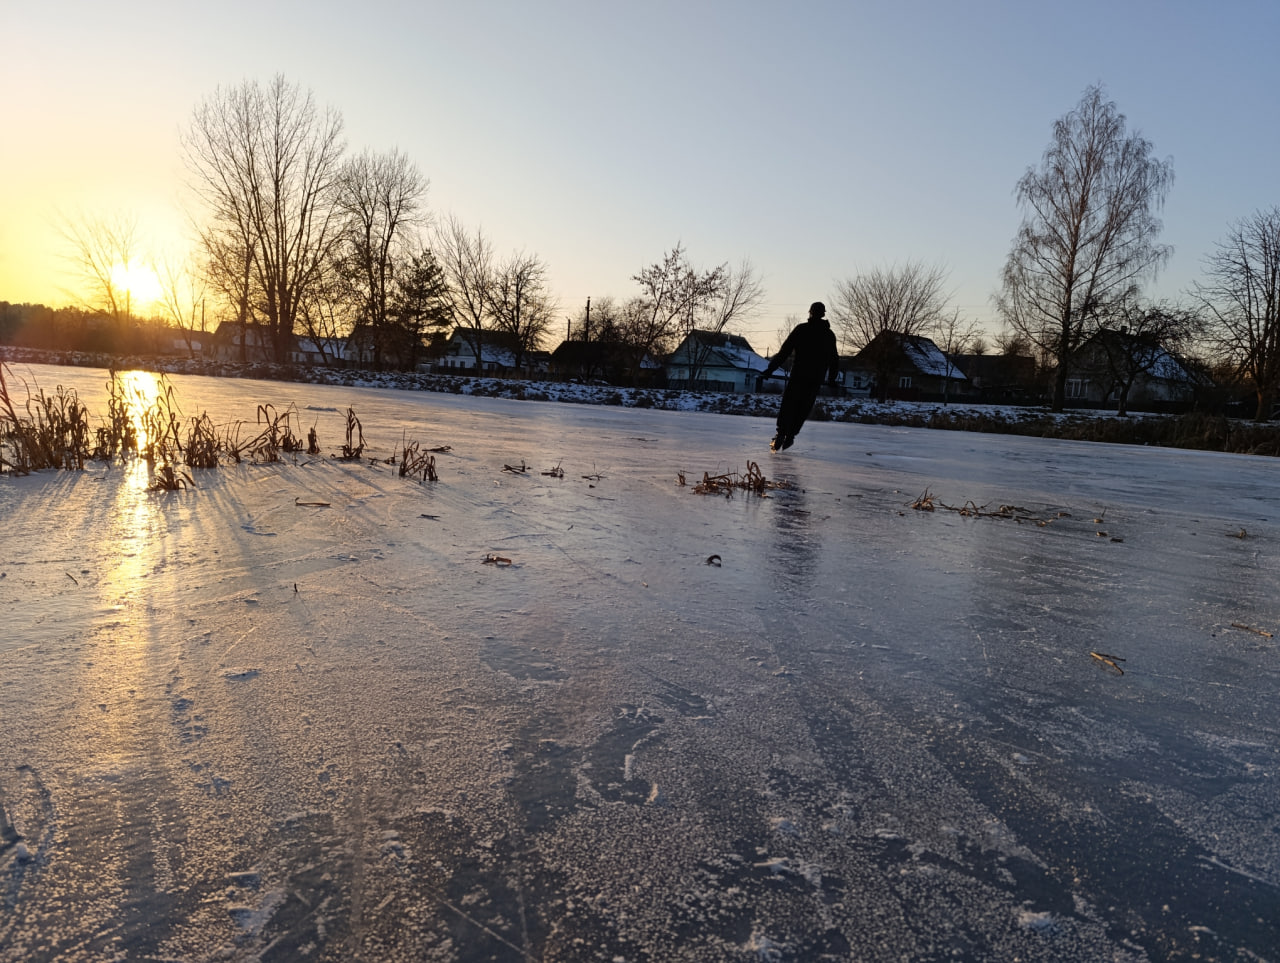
<box><xmin>996</xmin><ymin>84</ymin><xmax>1173</xmax><ymax>411</ymax></box>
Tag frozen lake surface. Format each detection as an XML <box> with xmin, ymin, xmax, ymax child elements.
<box><xmin>1</xmin><ymin>363</ymin><xmax>1278</xmax><ymax>961</ymax></box>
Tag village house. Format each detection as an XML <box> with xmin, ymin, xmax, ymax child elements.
<box><xmin>549</xmin><ymin>340</ymin><xmax>655</xmax><ymax>385</ymax></box>
<box><xmin>1064</xmin><ymin>328</ymin><xmax>1211</xmax><ymax>412</ymax></box>
<box><xmin>429</xmin><ymin>327</ymin><xmax>550</xmax><ymax>377</ymax></box>
<box><xmin>207</xmin><ymin>321</ymin><xmax>273</xmax><ymax>364</ymax></box>
<box><xmin>844</xmin><ymin>331</ymin><xmax>973</xmax><ymax>401</ymax></box>
<box><xmin>951</xmin><ymin>352</ymin><xmax>1040</xmax><ymax>404</ymax></box>
<box><xmin>665</xmin><ymin>330</ymin><xmax>771</xmax><ymax>393</ymax></box>
<box><xmin>294</xmin><ymin>336</ymin><xmax>347</xmax><ymax>366</ymax></box>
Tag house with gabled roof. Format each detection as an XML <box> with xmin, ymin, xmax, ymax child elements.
<box><xmin>665</xmin><ymin>330</ymin><xmax>771</xmax><ymax>393</ymax></box>
<box><xmin>952</xmin><ymin>352</ymin><xmax>1040</xmax><ymax>403</ymax></box>
<box><xmin>1065</xmin><ymin>328</ymin><xmax>1212</xmax><ymax>413</ymax></box>
<box><xmin>294</xmin><ymin>336</ymin><xmax>346</xmax><ymax>366</ymax></box>
<box><xmin>432</xmin><ymin>326</ymin><xmax>553</xmax><ymax>375</ymax></box>
<box><xmin>844</xmin><ymin>331</ymin><xmax>973</xmax><ymax>401</ymax></box>
<box><xmin>550</xmin><ymin>340</ymin><xmax>663</xmax><ymax>386</ymax></box>
<box><xmin>207</xmin><ymin>321</ymin><xmax>273</xmax><ymax>364</ymax></box>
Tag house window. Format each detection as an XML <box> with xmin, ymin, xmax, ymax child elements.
<box><xmin>898</xmin><ymin>376</ymin><xmax>912</xmax><ymax>389</ymax></box>
<box><xmin>1066</xmin><ymin>378</ymin><xmax>1086</xmax><ymax>399</ymax></box>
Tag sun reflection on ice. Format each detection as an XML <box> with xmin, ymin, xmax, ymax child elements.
<box><xmin>112</xmin><ymin>369</ymin><xmax>167</xmax><ymax>457</ymax></box>
<box><xmin>99</xmin><ymin>459</ymin><xmax>163</xmax><ymax>613</ymax></box>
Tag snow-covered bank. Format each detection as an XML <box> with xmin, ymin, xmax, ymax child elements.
<box><xmin>1</xmin><ymin>367</ymin><xmax>1278</xmax><ymax>961</ymax></box>
<box><xmin>7</xmin><ymin>346</ymin><xmax>1273</xmax><ymax>458</ymax></box>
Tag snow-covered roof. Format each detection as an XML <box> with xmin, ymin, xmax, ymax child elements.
<box><xmin>901</xmin><ymin>335</ymin><xmax>965</xmax><ymax>379</ymax></box>
<box><xmin>1088</xmin><ymin>330</ymin><xmax>1208</xmax><ymax>386</ymax></box>
<box><xmin>708</xmin><ymin>339</ymin><xmax>769</xmax><ymax>372</ymax></box>
<box><xmin>674</xmin><ymin>331</ymin><xmax>770</xmax><ymax>372</ymax></box>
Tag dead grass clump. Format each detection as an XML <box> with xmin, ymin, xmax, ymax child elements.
<box><xmin>94</xmin><ymin>369</ymin><xmax>138</xmax><ymax>458</ymax></box>
<box><xmin>137</xmin><ymin>377</ymin><xmax>184</xmax><ymax>467</ymax></box>
<box><xmin>0</xmin><ymin>364</ymin><xmax>92</xmax><ymax>473</ymax></box>
<box><xmin>254</xmin><ymin>404</ymin><xmax>303</xmax><ymax>462</ymax></box>
<box><xmin>911</xmin><ymin>489</ymin><xmax>937</xmax><ymax>511</ymax></box>
<box><xmin>184</xmin><ymin>413</ymin><xmax>220</xmax><ymax>469</ymax></box>
<box><xmin>148</xmin><ymin>464</ymin><xmax>195</xmax><ymax>491</ymax></box>
<box><xmin>907</xmin><ymin>489</ymin><xmax>1113</xmax><ymax>533</ymax></box>
<box><xmin>399</xmin><ymin>440</ymin><xmax>438</xmax><ymax>482</ymax></box>
<box><xmin>683</xmin><ymin>461</ymin><xmax>793</xmax><ymax>498</ymax></box>
<box><xmin>338</xmin><ymin>408</ymin><xmax>365</xmax><ymax>460</ymax></box>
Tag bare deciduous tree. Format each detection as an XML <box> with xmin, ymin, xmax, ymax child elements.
<box><xmin>628</xmin><ymin>246</ymin><xmax>713</xmax><ymax>353</ymax></box>
<box><xmin>183</xmin><ymin>75</ymin><xmax>347</xmax><ymax>362</ymax></box>
<box><xmin>297</xmin><ymin>268</ymin><xmax>353</xmax><ymax>365</ymax></box>
<box><xmin>201</xmin><ymin>222</ymin><xmax>258</xmax><ymax>359</ymax></box>
<box><xmin>626</xmin><ymin>243</ymin><xmax>729</xmax><ymax>385</ymax></box>
<box><xmin>564</xmin><ymin>297</ymin><xmax>627</xmax><ymax>383</ymax></box>
<box><xmin>56</xmin><ymin>209</ymin><xmax>143</xmax><ymax>322</ymax></box>
<box><xmin>568</xmin><ymin>296</ymin><xmax>624</xmax><ymax>344</ymax></box>
<box><xmin>684</xmin><ymin>259</ymin><xmax>766</xmax><ymax>385</ymax></box>
<box><xmin>833</xmin><ymin>262</ymin><xmax>951</xmax><ymax>350</ymax></box>
<box><xmin>931</xmin><ymin>309</ymin><xmax>982</xmax><ymax>405</ymax></box>
<box><xmin>997</xmin><ymin>84</ymin><xmax>1174</xmax><ymax>411</ymax></box>
<box><xmin>995</xmin><ymin>329</ymin><xmax>1034</xmax><ymax>358</ymax></box>
<box><xmin>155</xmin><ymin>254</ymin><xmax>209</xmax><ymax>358</ymax></box>
<box><xmin>434</xmin><ymin>215</ymin><xmax>495</xmax><ymax>371</ymax></box>
<box><xmin>1195</xmin><ymin>208</ymin><xmax>1280</xmax><ymax>420</ymax></box>
<box><xmin>336</xmin><ymin>148</ymin><xmax>428</xmax><ymax>369</ymax></box>
<box><xmin>489</xmin><ymin>251</ymin><xmax>557</xmax><ymax>372</ymax></box>
<box><xmin>832</xmin><ymin>261</ymin><xmax>951</xmax><ymax>399</ymax></box>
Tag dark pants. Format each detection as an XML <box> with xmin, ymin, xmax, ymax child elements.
<box><xmin>777</xmin><ymin>378</ymin><xmax>822</xmax><ymax>437</ymax></box>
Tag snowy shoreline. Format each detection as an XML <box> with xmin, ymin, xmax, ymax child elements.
<box><xmin>5</xmin><ymin>345</ymin><xmax>1277</xmax><ymax>458</ymax></box>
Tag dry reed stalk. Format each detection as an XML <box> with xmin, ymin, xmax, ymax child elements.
<box><xmin>399</xmin><ymin>440</ymin><xmax>439</xmax><ymax>482</ymax></box>
<box><xmin>1231</xmin><ymin>622</ymin><xmax>1273</xmax><ymax>638</ymax></box>
<box><xmin>184</xmin><ymin>414</ymin><xmax>220</xmax><ymax>468</ymax></box>
<box><xmin>138</xmin><ymin>377</ymin><xmax>185</xmax><ymax>467</ymax></box>
<box><xmin>1089</xmin><ymin>651</ymin><xmax>1126</xmax><ymax>675</ymax></box>
<box><xmin>338</xmin><ymin>407</ymin><xmax>365</xmax><ymax>460</ymax></box>
<box><xmin>94</xmin><ymin>369</ymin><xmax>138</xmax><ymax>459</ymax></box>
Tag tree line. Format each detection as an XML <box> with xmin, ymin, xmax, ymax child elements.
<box><xmin>31</xmin><ymin>77</ymin><xmax>1280</xmax><ymax>420</ymax></box>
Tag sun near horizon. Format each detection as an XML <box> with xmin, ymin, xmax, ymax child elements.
<box><xmin>109</xmin><ymin>261</ymin><xmax>163</xmax><ymax>312</ymax></box>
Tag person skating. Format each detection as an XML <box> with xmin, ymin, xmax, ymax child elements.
<box><xmin>760</xmin><ymin>301</ymin><xmax>840</xmax><ymax>451</ymax></box>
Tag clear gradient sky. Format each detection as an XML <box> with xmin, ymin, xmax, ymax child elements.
<box><xmin>3</xmin><ymin>1</ymin><xmax>1276</xmax><ymax>353</ymax></box>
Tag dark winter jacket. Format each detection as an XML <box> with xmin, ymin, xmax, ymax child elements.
<box><xmin>767</xmin><ymin>317</ymin><xmax>839</xmax><ymax>384</ymax></box>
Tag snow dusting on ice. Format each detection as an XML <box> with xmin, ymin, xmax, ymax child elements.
<box><xmin>0</xmin><ymin>363</ymin><xmax>1277</xmax><ymax>961</ymax></box>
